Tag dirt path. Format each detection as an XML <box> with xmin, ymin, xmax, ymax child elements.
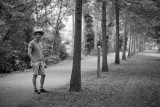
<box><xmin>1</xmin><ymin>50</ymin><xmax>159</xmax><ymax>107</ymax></box>
<box><xmin>23</xmin><ymin>50</ymin><xmax>160</xmax><ymax>107</ymax></box>
<box><xmin>0</xmin><ymin>53</ymin><xmax>117</xmax><ymax>107</ymax></box>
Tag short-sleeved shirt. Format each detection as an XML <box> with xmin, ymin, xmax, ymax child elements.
<box><xmin>28</xmin><ymin>40</ymin><xmax>45</xmax><ymax>75</ymax></box>
<box><xmin>28</xmin><ymin>40</ymin><xmax>43</xmax><ymax>61</ymax></box>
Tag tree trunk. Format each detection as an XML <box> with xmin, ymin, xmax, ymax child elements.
<box><xmin>136</xmin><ymin>36</ymin><xmax>138</xmax><ymax>52</ymax></box>
<box><xmin>82</xmin><ymin>11</ymin><xmax>85</xmax><ymax>47</ymax></box>
<box><xmin>155</xmin><ymin>31</ymin><xmax>160</xmax><ymax>51</ymax></box>
<box><xmin>133</xmin><ymin>31</ymin><xmax>136</xmax><ymax>54</ymax></box>
<box><xmin>157</xmin><ymin>40</ymin><xmax>160</xmax><ymax>52</ymax></box>
<box><xmin>143</xmin><ymin>36</ymin><xmax>145</xmax><ymax>50</ymax></box>
<box><xmin>71</xmin><ymin>14</ymin><xmax>75</xmax><ymax>57</ymax></box>
<box><xmin>111</xmin><ymin>26</ymin><xmax>116</xmax><ymax>52</ymax></box>
<box><xmin>101</xmin><ymin>1</ymin><xmax>109</xmax><ymax>72</ymax></box>
<box><xmin>131</xmin><ymin>30</ymin><xmax>134</xmax><ymax>55</ymax></box>
<box><xmin>115</xmin><ymin>0</ymin><xmax>120</xmax><ymax>64</ymax></box>
<box><xmin>71</xmin><ymin>0</ymin><xmax>75</xmax><ymax>56</ymax></box>
<box><xmin>69</xmin><ymin>0</ymin><xmax>82</xmax><ymax>92</ymax></box>
<box><xmin>139</xmin><ymin>37</ymin><xmax>142</xmax><ymax>51</ymax></box>
<box><xmin>122</xmin><ymin>13</ymin><xmax>127</xmax><ymax>60</ymax></box>
<box><xmin>94</xmin><ymin>18</ymin><xmax>98</xmax><ymax>50</ymax></box>
<box><xmin>128</xmin><ymin>26</ymin><xmax>131</xmax><ymax>57</ymax></box>
<box><xmin>138</xmin><ymin>37</ymin><xmax>141</xmax><ymax>52</ymax></box>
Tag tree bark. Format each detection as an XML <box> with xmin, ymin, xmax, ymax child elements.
<box><xmin>143</xmin><ymin>36</ymin><xmax>145</xmax><ymax>50</ymax></box>
<box><xmin>139</xmin><ymin>37</ymin><xmax>142</xmax><ymax>51</ymax></box>
<box><xmin>138</xmin><ymin>37</ymin><xmax>141</xmax><ymax>52</ymax></box>
<box><xmin>69</xmin><ymin>0</ymin><xmax>82</xmax><ymax>92</ymax></box>
<box><xmin>94</xmin><ymin>18</ymin><xmax>98</xmax><ymax>50</ymax></box>
<box><xmin>131</xmin><ymin>28</ymin><xmax>134</xmax><ymax>55</ymax></box>
<box><xmin>71</xmin><ymin>14</ymin><xmax>75</xmax><ymax>57</ymax></box>
<box><xmin>133</xmin><ymin>30</ymin><xmax>136</xmax><ymax>54</ymax></box>
<box><xmin>122</xmin><ymin>13</ymin><xmax>127</xmax><ymax>60</ymax></box>
<box><xmin>128</xmin><ymin>26</ymin><xmax>131</xmax><ymax>57</ymax></box>
<box><xmin>115</xmin><ymin>0</ymin><xmax>120</xmax><ymax>64</ymax></box>
<box><xmin>101</xmin><ymin>1</ymin><xmax>109</xmax><ymax>72</ymax></box>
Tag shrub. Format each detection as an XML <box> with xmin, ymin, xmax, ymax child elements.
<box><xmin>59</xmin><ymin>44</ymin><xmax>68</xmax><ymax>60</ymax></box>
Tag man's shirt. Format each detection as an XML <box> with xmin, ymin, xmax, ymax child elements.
<box><xmin>28</xmin><ymin>40</ymin><xmax>43</xmax><ymax>61</ymax></box>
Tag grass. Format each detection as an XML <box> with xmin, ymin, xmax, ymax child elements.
<box><xmin>21</xmin><ymin>52</ymin><xmax>160</xmax><ymax>107</ymax></box>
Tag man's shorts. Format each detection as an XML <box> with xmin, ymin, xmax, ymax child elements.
<box><xmin>32</xmin><ymin>61</ymin><xmax>45</xmax><ymax>76</ymax></box>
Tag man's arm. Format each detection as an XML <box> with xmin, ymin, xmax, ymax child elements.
<box><xmin>42</xmin><ymin>54</ymin><xmax>45</xmax><ymax>64</ymax></box>
<box><xmin>28</xmin><ymin>42</ymin><xmax>35</xmax><ymax>63</ymax></box>
<box><xmin>42</xmin><ymin>55</ymin><xmax>47</xmax><ymax>68</ymax></box>
<box><xmin>41</xmin><ymin>42</ymin><xmax>47</xmax><ymax>68</ymax></box>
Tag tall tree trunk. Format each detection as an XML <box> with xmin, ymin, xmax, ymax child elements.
<box><xmin>130</xmin><ymin>28</ymin><xmax>134</xmax><ymax>55</ymax></box>
<box><xmin>122</xmin><ymin>13</ymin><xmax>127</xmax><ymax>60</ymax></box>
<box><xmin>140</xmin><ymin>36</ymin><xmax>143</xmax><ymax>52</ymax></box>
<box><xmin>111</xmin><ymin>26</ymin><xmax>116</xmax><ymax>52</ymax></box>
<box><xmin>138</xmin><ymin>37</ymin><xmax>141</xmax><ymax>52</ymax></box>
<box><xmin>133</xmin><ymin>36</ymin><xmax>135</xmax><ymax>54</ymax></box>
<box><xmin>143</xmin><ymin>36</ymin><xmax>145</xmax><ymax>50</ymax></box>
<box><xmin>115</xmin><ymin>0</ymin><xmax>120</xmax><ymax>64</ymax></box>
<box><xmin>82</xmin><ymin>11</ymin><xmax>85</xmax><ymax>47</ymax></box>
<box><xmin>94</xmin><ymin>18</ymin><xmax>98</xmax><ymax>50</ymax></box>
<box><xmin>69</xmin><ymin>0</ymin><xmax>82</xmax><ymax>92</ymax></box>
<box><xmin>155</xmin><ymin>31</ymin><xmax>160</xmax><ymax>51</ymax></box>
<box><xmin>71</xmin><ymin>0</ymin><xmax>75</xmax><ymax>56</ymax></box>
<box><xmin>71</xmin><ymin>14</ymin><xmax>75</xmax><ymax>56</ymax></box>
<box><xmin>136</xmin><ymin>36</ymin><xmax>138</xmax><ymax>52</ymax></box>
<box><xmin>128</xmin><ymin>26</ymin><xmax>131</xmax><ymax>57</ymax></box>
<box><xmin>141</xmin><ymin>39</ymin><xmax>143</xmax><ymax>51</ymax></box>
<box><xmin>133</xmin><ymin>30</ymin><xmax>136</xmax><ymax>54</ymax></box>
<box><xmin>101</xmin><ymin>1</ymin><xmax>109</xmax><ymax>72</ymax></box>
<box><xmin>131</xmin><ymin>34</ymin><xmax>134</xmax><ymax>55</ymax></box>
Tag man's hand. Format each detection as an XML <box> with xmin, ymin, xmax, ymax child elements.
<box><xmin>44</xmin><ymin>64</ymin><xmax>47</xmax><ymax>68</ymax></box>
<box><xmin>31</xmin><ymin>59</ymin><xmax>36</xmax><ymax>64</ymax></box>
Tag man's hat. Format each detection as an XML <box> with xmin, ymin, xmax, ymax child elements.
<box><xmin>34</xmin><ymin>31</ymin><xmax>44</xmax><ymax>36</ymax></box>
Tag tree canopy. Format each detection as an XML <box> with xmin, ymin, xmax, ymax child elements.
<box><xmin>1</xmin><ymin>0</ymin><xmax>160</xmax><ymax>73</ymax></box>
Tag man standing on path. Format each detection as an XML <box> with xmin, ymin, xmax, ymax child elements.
<box><xmin>28</xmin><ymin>30</ymin><xmax>48</xmax><ymax>94</ymax></box>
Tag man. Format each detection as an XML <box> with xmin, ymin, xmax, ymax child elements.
<box><xmin>28</xmin><ymin>30</ymin><xmax>48</xmax><ymax>94</ymax></box>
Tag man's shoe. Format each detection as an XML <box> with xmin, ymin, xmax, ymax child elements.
<box><xmin>40</xmin><ymin>88</ymin><xmax>49</xmax><ymax>93</ymax></box>
<box><xmin>34</xmin><ymin>89</ymin><xmax>40</xmax><ymax>94</ymax></box>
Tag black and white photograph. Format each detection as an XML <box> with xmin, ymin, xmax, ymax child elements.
<box><xmin>0</xmin><ymin>0</ymin><xmax>160</xmax><ymax>107</ymax></box>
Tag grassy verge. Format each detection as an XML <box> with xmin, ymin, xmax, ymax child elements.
<box><xmin>22</xmin><ymin>53</ymin><xmax>160</xmax><ymax>107</ymax></box>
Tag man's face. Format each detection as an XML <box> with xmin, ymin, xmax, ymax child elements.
<box><xmin>35</xmin><ymin>33</ymin><xmax>43</xmax><ymax>41</ymax></box>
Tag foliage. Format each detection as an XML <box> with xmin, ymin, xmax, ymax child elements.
<box><xmin>1</xmin><ymin>0</ymin><xmax>160</xmax><ymax>73</ymax></box>
<box><xmin>59</xmin><ymin>43</ymin><xmax>68</xmax><ymax>60</ymax></box>
<box><xmin>90</xmin><ymin>49</ymin><xmax>98</xmax><ymax>56</ymax></box>
<box><xmin>43</xmin><ymin>35</ymin><xmax>68</xmax><ymax>65</ymax></box>
<box><xmin>82</xmin><ymin>0</ymin><xmax>160</xmax><ymax>54</ymax></box>
<box><xmin>0</xmin><ymin>0</ymin><xmax>72</xmax><ymax>73</ymax></box>
<box><xmin>0</xmin><ymin>0</ymin><xmax>35</xmax><ymax>73</ymax></box>
<box><xmin>36</xmin><ymin>0</ymin><xmax>72</xmax><ymax>61</ymax></box>
<box><xmin>83</xmin><ymin>13</ymin><xmax>95</xmax><ymax>55</ymax></box>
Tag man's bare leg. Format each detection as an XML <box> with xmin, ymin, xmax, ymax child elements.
<box><xmin>32</xmin><ymin>75</ymin><xmax>40</xmax><ymax>94</ymax></box>
<box><xmin>32</xmin><ymin>75</ymin><xmax>37</xmax><ymax>89</ymax></box>
<box><xmin>40</xmin><ymin>75</ymin><xmax>49</xmax><ymax>93</ymax></box>
<box><xmin>40</xmin><ymin>75</ymin><xmax>45</xmax><ymax>89</ymax></box>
